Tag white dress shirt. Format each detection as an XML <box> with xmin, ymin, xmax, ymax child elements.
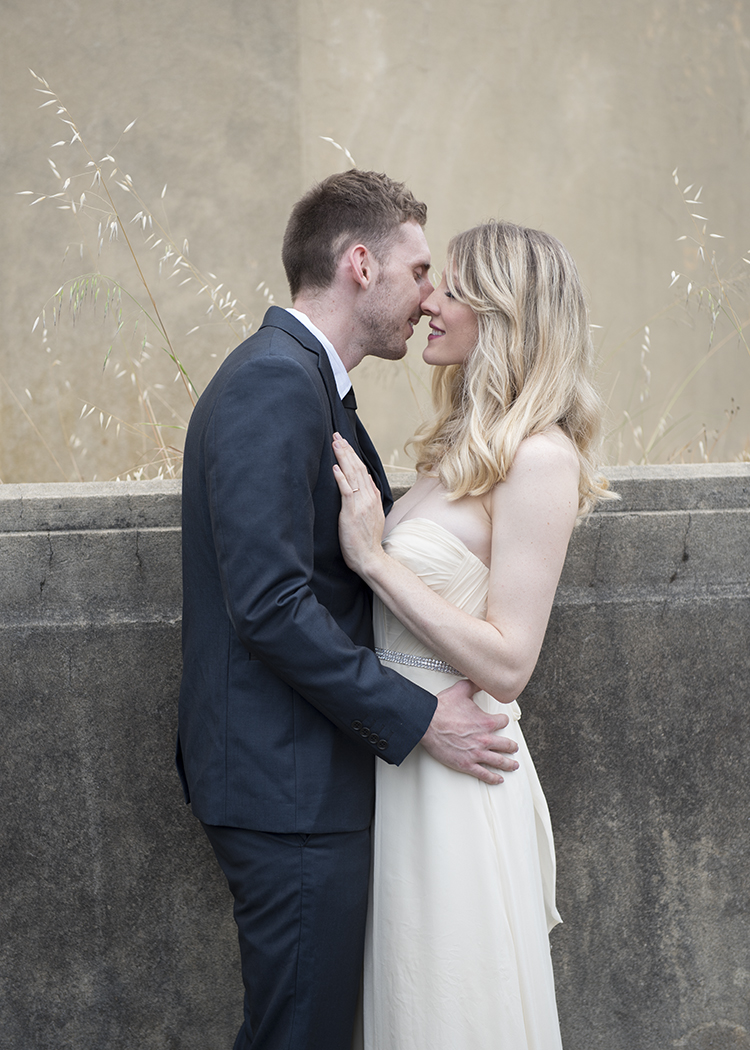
<box><xmin>286</xmin><ymin>308</ymin><xmax>352</xmax><ymax>400</ymax></box>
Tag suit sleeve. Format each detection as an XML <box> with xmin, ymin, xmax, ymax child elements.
<box><xmin>203</xmin><ymin>349</ymin><xmax>437</xmax><ymax>763</ymax></box>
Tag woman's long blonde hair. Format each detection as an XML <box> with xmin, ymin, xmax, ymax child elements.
<box><xmin>409</xmin><ymin>220</ymin><xmax>612</xmax><ymax>515</ymax></box>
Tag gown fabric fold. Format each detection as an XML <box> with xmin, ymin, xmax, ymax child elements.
<box><xmin>362</xmin><ymin>517</ymin><xmax>563</xmax><ymax>1050</ymax></box>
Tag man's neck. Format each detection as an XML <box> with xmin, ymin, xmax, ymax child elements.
<box><xmin>286</xmin><ymin>308</ymin><xmax>351</xmax><ymax>398</ymax></box>
<box><xmin>291</xmin><ymin>294</ymin><xmax>364</xmax><ymax>373</ymax></box>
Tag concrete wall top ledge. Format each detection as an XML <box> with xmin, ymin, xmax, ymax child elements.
<box><xmin>0</xmin><ymin>479</ymin><xmax>182</xmax><ymax>532</ymax></box>
<box><xmin>384</xmin><ymin>463</ymin><xmax>750</xmax><ymax>510</ymax></box>
<box><xmin>596</xmin><ymin>462</ymin><xmax>750</xmax><ymax>512</ymax></box>
<box><xmin>376</xmin><ymin>464</ymin><xmax>750</xmax><ymax>511</ymax></box>
<box><xmin>0</xmin><ymin>463</ymin><xmax>748</xmax><ymax>533</ymax></box>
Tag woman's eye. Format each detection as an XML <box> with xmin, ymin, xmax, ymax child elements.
<box><xmin>445</xmin><ymin>290</ymin><xmax>455</xmax><ymax>300</ymax></box>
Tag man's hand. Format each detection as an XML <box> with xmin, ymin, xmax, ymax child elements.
<box><xmin>420</xmin><ymin>678</ymin><xmax>520</xmax><ymax>784</ymax></box>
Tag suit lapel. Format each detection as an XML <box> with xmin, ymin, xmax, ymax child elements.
<box><xmin>330</xmin><ymin>382</ymin><xmax>392</xmax><ymax>513</ymax></box>
<box><xmin>259</xmin><ymin>307</ymin><xmax>393</xmax><ymax>513</ymax></box>
<box><xmin>350</xmin><ymin>410</ymin><xmax>392</xmax><ymax>514</ymax></box>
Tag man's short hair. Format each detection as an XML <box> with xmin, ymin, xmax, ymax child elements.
<box><xmin>282</xmin><ymin>170</ymin><xmax>427</xmax><ymax>300</ymax></box>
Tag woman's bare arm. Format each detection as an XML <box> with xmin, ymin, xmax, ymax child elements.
<box><xmin>333</xmin><ymin>431</ymin><xmax>579</xmax><ymax>703</ymax></box>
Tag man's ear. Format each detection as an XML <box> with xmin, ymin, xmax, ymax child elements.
<box><xmin>346</xmin><ymin>244</ymin><xmax>375</xmax><ymax>290</ymax></box>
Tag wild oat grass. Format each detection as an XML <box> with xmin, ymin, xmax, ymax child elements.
<box><xmin>10</xmin><ymin>70</ymin><xmax>272</xmax><ymax>480</ymax></box>
<box><xmin>605</xmin><ymin>169</ymin><xmax>749</xmax><ymax>465</ymax></box>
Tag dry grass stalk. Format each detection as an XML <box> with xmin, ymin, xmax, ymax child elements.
<box><xmin>13</xmin><ymin>70</ymin><xmax>269</xmax><ymax>480</ymax></box>
<box><xmin>606</xmin><ymin>169</ymin><xmax>749</xmax><ymax>465</ymax></box>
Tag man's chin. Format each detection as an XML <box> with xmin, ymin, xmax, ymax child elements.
<box><xmin>368</xmin><ymin>342</ymin><xmax>408</xmax><ymax>362</ymax></box>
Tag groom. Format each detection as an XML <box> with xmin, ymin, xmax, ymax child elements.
<box><xmin>176</xmin><ymin>170</ymin><xmax>519</xmax><ymax>1050</ymax></box>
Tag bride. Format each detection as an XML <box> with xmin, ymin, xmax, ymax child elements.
<box><xmin>333</xmin><ymin>220</ymin><xmax>611</xmax><ymax>1050</ymax></box>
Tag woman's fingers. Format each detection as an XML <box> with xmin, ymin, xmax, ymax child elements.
<box><xmin>332</xmin><ymin>435</ymin><xmax>387</xmax><ymax>576</ymax></box>
<box><xmin>332</xmin><ymin>462</ymin><xmax>353</xmax><ymax>495</ymax></box>
<box><xmin>332</xmin><ymin>433</ymin><xmax>370</xmax><ymax>492</ymax></box>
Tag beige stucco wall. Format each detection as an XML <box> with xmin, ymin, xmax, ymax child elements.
<box><xmin>1</xmin><ymin>0</ymin><xmax>749</xmax><ymax>482</ymax></box>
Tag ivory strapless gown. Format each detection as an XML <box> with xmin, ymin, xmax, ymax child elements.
<box><xmin>363</xmin><ymin>518</ymin><xmax>563</xmax><ymax>1050</ymax></box>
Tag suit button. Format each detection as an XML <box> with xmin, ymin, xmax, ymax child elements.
<box><xmin>377</xmin><ymin>739</ymin><xmax>388</xmax><ymax>751</ymax></box>
<box><xmin>352</xmin><ymin>720</ymin><xmax>362</xmax><ymax>731</ymax></box>
<box><xmin>369</xmin><ymin>733</ymin><xmax>379</xmax><ymax>744</ymax></box>
<box><xmin>360</xmin><ymin>726</ymin><xmax>371</xmax><ymax>737</ymax></box>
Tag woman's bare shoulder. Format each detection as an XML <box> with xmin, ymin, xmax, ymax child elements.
<box><xmin>490</xmin><ymin>428</ymin><xmax>580</xmax><ymax>539</ymax></box>
<box><xmin>509</xmin><ymin>427</ymin><xmax>579</xmax><ymax>482</ymax></box>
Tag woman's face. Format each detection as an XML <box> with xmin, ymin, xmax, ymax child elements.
<box><xmin>421</xmin><ymin>271</ymin><xmax>479</xmax><ymax>367</ymax></box>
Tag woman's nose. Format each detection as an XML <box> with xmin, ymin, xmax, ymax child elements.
<box><xmin>421</xmin><ymin>289</ymin><xmax>438</xmax><ymax>314</ymax></box>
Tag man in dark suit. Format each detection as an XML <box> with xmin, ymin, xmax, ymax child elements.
<box><xmin>176</xmin><ymin>171</ymin><xmax>518</xmax><ymax>1050</ymax></box>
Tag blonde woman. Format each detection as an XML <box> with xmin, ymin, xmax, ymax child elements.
<box><xmin>333</xmin><ymin>220</ymin><xmax>612</xmax><ymax>1050</ymax></box>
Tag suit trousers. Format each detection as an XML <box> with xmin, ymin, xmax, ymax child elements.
<box><xmin>202</xmin><ymin>823</ymin><xmax>371</xmax><ymax>1050</ymax></box>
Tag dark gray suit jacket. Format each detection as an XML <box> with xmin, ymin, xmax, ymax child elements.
<box><xmin>176</xmin><ymin>306</ymin><xmax>436</xmax><ymax>832</ymax></box>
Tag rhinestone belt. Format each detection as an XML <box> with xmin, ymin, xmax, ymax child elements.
<box><xmin>375</xmin><ymin>647</ymin><xmax>462</xmax><ymax>677</ymax></box>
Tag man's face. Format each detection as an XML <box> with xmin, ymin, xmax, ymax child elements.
<box><xmin>361</xmin><ymin>221</ymin><xmax>433</xmax><ymax>361</ymax></box>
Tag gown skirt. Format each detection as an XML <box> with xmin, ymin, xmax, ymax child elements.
<box><xmin>360</xmin><ymin>518</ymin><xmax>563</xmax><ymax>1050</ymax></box>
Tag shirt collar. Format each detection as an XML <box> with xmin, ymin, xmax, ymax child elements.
<box><xmin>286</xmin><ymin>308</ymin><xmax>352</xmax><ymax>400</ymax></box>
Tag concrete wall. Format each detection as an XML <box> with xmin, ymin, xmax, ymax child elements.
<box><xmin>2</xmin><ymin>0</ymin><xmax>749</xmax><ymax>483</ymax></box>
<box><xmin>1</xmin><ymin>465</ymin><xmax>748</xmax><ymax>1049</ymax></box>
